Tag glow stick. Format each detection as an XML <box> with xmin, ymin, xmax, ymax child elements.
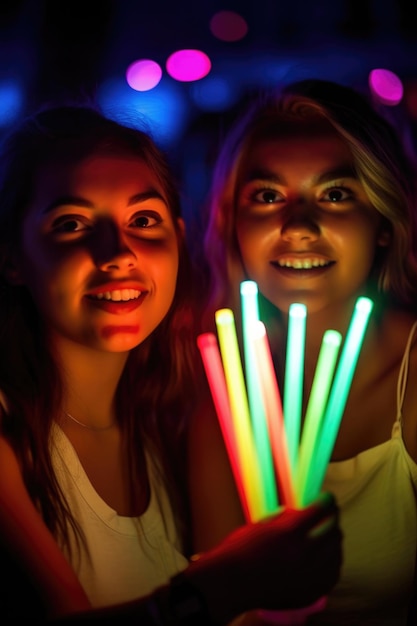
<box><xmin>300</xmin><ymin>297</ymin><xmax>373</xmax><ymax>505</ymax></box>
<box><xmin>240</xmin><ymin>281</ymin><xmax>278</xmax><ymax>512</ymax></box>
<box><xmin>252</xmin><ymin>321</ymin><xmax>296</xmax><ymax>507</ymax></box>
<box><xmin>283</xmin><ymin>303</ymin><xmax>307</xmax><ymax>474</ymax></box>
<box><xmin>295</xmin><ymin>330</ymin><xmax>342</xmax><ymax>505</ymax></box>
<box><xmin>215</xmin><ymin>308</ymin><xmax>266</xmax><ymax>521</ymax></box>
<box><xmin>197</xmin><ymin>332</ymin><xmax>251</xmax><ymax>522</ymax></box>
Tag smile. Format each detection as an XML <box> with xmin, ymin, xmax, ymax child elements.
<box><xmin>89</xmin><ymin>289</ymin><xmax>141</xmax><ymax>302</ymax></box>
<box><xmin>275</xmin><ymin>258</ymin><xmax>333</xmax><ymax>269</ymax></box>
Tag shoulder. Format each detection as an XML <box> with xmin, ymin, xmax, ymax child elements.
<box><xmin>389</xmin><ymin>311</ymin><xmax>417</xmax><ymax>460</ymax></box>
<box><xmin>379</xmin><ymin>308</ymin><xmax>417</xmax><ymax>353</ymax></box>
<box><xmin>0</xmin><ymin>435</ymin><xmax>25</xmax><ymax>494</ymax></box>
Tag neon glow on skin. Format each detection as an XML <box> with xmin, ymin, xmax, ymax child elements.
<box><xmin>240</xmin><ymin>280</ymin><xmax>278</xmax><ymax>512</ymax></box>
<box><xmin>101</xmin><ymin>325</ymin><xmax>140</xmax><ymax>338</ymax></box>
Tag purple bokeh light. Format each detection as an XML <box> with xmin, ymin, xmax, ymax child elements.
<box><xmin>210</xmin><ymin>10</ymin><xmax>248</xmax><ymax>42</ymax></box>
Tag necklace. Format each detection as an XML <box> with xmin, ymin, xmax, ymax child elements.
<box><xmin>64</xmin><ymin>412</ymin><xmax>116</xmax><ymax>432</ymax></box>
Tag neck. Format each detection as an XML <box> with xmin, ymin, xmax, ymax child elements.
<box><xmin>50</xmin><ymin>332</ymin><xmax>129</xmax><ymax>427</ymax></box>
<box><xmin>64</xmin><ymin>411</ymin><xmax>117</xmax><ymax>431</ymax></box>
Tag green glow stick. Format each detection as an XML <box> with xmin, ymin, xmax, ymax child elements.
<box><xmin>300</xmin><ymin>297</ymin><xmax>373</xmax><ymax>505</ymax></box>
<box><xmin>283</xmin><ymin>302</ymin><xmax>307</xmax><ymax>474</ymax></box>
<box><xmin>295</xmin><ymin>329</ymin><xmax>342</xmax><ymax>505</ymax></box>
<box><xmin>240</xmin><ymin>281</ymin><xmax>278</xmax><ymax>512</ymax></box>
<box><xmin>215</xmin><ymin>308</ymin><xmax>267</xmax><ymax>521</ymax></box>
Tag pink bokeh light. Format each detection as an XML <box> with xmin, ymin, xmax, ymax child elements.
<box><xmin>166</xmin><ymin>49</ymin><xmax>211</xmax><ymax>82</ymax></box>
<box><xmin>126</xmin><ymin>59</ymin><xmax>163</xmax><ymax>92</ymax></box>
<box><xmin>369</xmin><ymin>68</ymin><xmax>403</xmax><ymax>106</ymax></box>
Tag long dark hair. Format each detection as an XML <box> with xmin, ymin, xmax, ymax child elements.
<box><xmin>0</xmin><ymin>104</ymin><xmax>199</xmax><ymax>556</ymax></box>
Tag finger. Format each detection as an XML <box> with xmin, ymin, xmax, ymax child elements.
<box><xmin>292</xmin><ymin>492</ymin><xmax>338</xmax><ymax>534</ymax></box>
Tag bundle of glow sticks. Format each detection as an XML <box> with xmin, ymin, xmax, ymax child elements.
<box><xmin>197</xmin><ymin>280</ymin><xmax>373</xmax><ymax>522</ymax></box>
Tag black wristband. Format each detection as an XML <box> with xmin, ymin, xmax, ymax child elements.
<box><xmin>148</xmin><ymin>571</ymin><xmax>212</xmax><ymax>625</ymax></box>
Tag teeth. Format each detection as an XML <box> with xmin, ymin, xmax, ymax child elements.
<box><xmin>92</xmin><ymin>289</ymin><xmax>141</xmax><ymax>301</ymax></box>
<box><xmin>277</xmin><ymin>259</ymin><xmax>330</xmax><ymax>269</ymax></box>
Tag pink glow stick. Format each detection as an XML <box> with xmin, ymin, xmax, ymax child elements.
<box><xmin>197</xmin><ymin>332</ymin><xmax>251</xmax><ymax>522</ymax></box>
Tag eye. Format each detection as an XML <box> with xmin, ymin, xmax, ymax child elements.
<box><xmin>52</xmin><ymin>216</ymin><xmax>89</xmax><ymax>233</ymax></box>
<box><xmin>252</xmin><ymin>188</ymin><xmax>283</xmax><ymax>204</ymax></box>
<box><xmin>321</xmin><ymin>187</ymin><xmax>353</xmax><ymax>203</ymax></box>
<box><xmin>130</xmin><ymin>212</ymin><xmax>161</xmax><ymax>229</ymax></box>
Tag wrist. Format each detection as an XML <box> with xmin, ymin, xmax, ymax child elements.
<box><xmin>184</xmin><ymin>552</ymin><xmax>244</xmax><ymax>625</ymax></box>
<box><xmin>146</xmin><ymin>569</ymin><xmax>213</xmax><ymax>625</ymax></box>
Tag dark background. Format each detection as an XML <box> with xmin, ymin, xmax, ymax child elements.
<box><xmin>1</xmin><ymin>0</ymin><xmax>417</xmax><ymax>224</ymax></box>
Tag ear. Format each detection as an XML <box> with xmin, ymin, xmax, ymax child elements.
<box><xmin>176</xmin><ymin>217</ymin><xmax>185</xmax><ymax>237</ymax></box>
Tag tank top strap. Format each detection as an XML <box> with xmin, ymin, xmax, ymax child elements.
<box><xmin>396</xmin><ymin>319</ymin><xmax>417</xmax><ymax>423</ymax></box>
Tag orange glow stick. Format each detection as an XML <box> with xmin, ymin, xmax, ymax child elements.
<box><xmin>252</xmin><ymin>321</ymin><xmax>296</xmax><ymax>507</ymax></box>
<box><xmin>197</xmin><ymin>332</ymin><xmax>251</xmax><ymax>522</ymax></box>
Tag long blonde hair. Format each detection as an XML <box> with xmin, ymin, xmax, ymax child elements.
<box><xmin>202</xmin><ymin>79</ymin><xmax>417</xmax><ymax>325</ymax></box>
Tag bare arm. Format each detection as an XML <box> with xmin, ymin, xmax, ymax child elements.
<box><xmin>0</xmin><ymin>436</ymin><xmax>91</xmax><ymax>619</ymax></box>
<box><xmin>187</xmin><ymin>391</ymin><xmax>245</xmax><ymax>552</ymax></box>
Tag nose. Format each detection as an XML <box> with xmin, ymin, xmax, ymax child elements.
<box><xmin>280</xmin><ymin>202</ymin><xmax>320</xmax><ymax>243</ymax></box>
<box><xmin>95</xmin><ymin>223</ymin><xmax>138</xmax><ymax>272</ymax></box>
<box><xmin>99</xmin><ymin>248</ymin><xmax>137</xmax><ymax>272</ymax></box>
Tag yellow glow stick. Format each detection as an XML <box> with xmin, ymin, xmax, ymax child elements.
<box><xmin>252</xmin><ymin>321</ymin><xmax>296</xmax><ymax>507</ymax></box>
<box><xmin>197</xmin><ymin>332</ymin><xmax>252</xmax><ymax>522</ymax></box>
<box><xmin>284</xmin><ymin>303</ymin><xmax>307</xmax><ymax>474</ymax></box>
<box><xmin>295</xmin><ymin>329</ymin><xmax>342</xmax><ymax>506</ymax></box>
<box><xmin>215</xmin><ymin>308</ymin><xmax>266</xmax><ymax>521</ymax></box>
<box><xmin>240</xmin><ymin>281</ymin><xmax>278</xmax><ymax>512</ymax></box>
<box><xmin>300</xmin><ymin>297</ymin><xmax>373</xmax><ymax>505</ymax></box>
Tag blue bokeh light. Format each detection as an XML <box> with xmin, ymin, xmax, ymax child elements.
<box><xmin>190</xmin><ymin>75</ymin><xmax>240</xmax><ymax>112</ymax></box>
<box><xmin>97</xmin><ymin>76</ymin><xmax>190</xmax><ymax>148</ymax></box>
<box><xmin>0</xmin><ymin>80</ymin><xmax>24</xmax><ymax>127</ymax></box>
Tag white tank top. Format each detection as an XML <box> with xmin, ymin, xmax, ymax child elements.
<box><xmin>309</xmin><ymin>320</ymin><xmax>417</xmax><ymax>625</ymax></box>
<box><xmin>51</xmin><ymin>424</ymin><xmax>189</xmax><ymax>607</ymax></box>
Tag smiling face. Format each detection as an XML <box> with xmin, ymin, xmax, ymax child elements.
<box><xmin>235</xmin><ymin>121</ymin><xmax>390</xmax><ymax>316</ymax></box>
<box><xmin>13</xmin><ymin>151</ymin><xmax>182</xmax><ymax>353</ymax></box>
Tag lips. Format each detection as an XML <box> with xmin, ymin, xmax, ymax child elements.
<box><xmin>86</xmin><ymin>294</ymin><xmax>145</xmax><ymax>314</ymax></box>
<box><xmin>270</xmin><ymin>256</ymin><xmax>335</xmax><ymax>278</ymax></box>
<box><xmin>85</xmin><ymin>283</ymin><xmax>147</xmax><ymax>313</ymax></box>
<box><xmin>275</xmin><ymin>257</ymin><xmax>333</xmax><ymax>269</ymax></box>
<box><xmin>88</xmin><ymin>288</ymin><xmax>141</xmax><ymax>302</ymax></box>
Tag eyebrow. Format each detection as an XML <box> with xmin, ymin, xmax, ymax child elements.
<box><xmin>42</xmin><ymin>189</ymin><xmax>167</xmax><ymax>214</ymax></box>
<box><xmin>241</xmin><ymin>165</ymin><xmax>358</xmax><ymax>186</ymax></box>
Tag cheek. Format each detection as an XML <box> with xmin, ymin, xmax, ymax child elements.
<box><xmin>20</xmin><ymin>248</ymin><xmax>83</xmax><ymax>309</ymax></box>
<box><xmin>155</xmin><ymin>255</ymin><xmax>179</xmax><ymax>301</ymax></box>
<box><xmin>237</xmin><ymin>223</ymin><xmax>275</xmax><ymax>265</ymax></box>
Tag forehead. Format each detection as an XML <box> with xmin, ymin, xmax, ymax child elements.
<box><xmin>32</xmin><ymin>152</ymin><xmax>168</xmax><ymax>201</ymax></box>
<box><xmin>239</xmin><ymin>121</ymin><xmax>353</xmax><ymax>176</ymax></box>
